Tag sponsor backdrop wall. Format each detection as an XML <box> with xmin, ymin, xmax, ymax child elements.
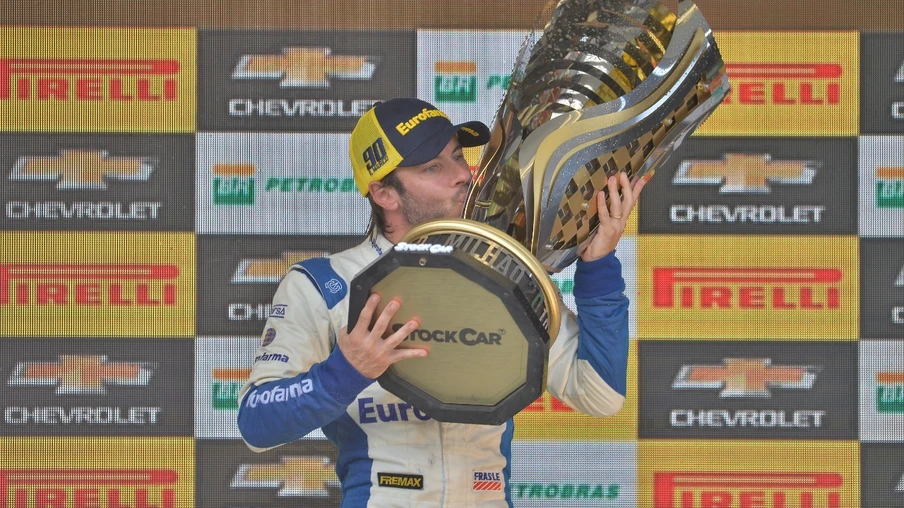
<box><xmin>0</xmin><ymin>1</ymin><xmax>902</xmax><ymax>507</ymax></box>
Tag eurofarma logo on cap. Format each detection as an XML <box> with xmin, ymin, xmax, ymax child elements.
<box><xmin>694</xmin><ymin>31</ymin><xmax>858</xmax><ymax>136</ymax></box>
<box><xmin>0</xmin><ymin>232</ymin><xmax>195</xmax><ymax>337</ymax></box>
<box><xmin>196</xmin><ymin>133</ymin><xmax>368</xmax><ymax>235</ymax></box>
<box><xmin>197</xmin><ymin>30</ymin><xmax>415</xmax><ymax>132</ymax></box>
<box><xmin>0</xmin><ymin>134</ymin><xmax>195</xmax><ymax>231</ymax></box>
<box><xmin>0</xmin><ymin>27</ymin><xmax>196</xmax><ymax>132</ymax></box>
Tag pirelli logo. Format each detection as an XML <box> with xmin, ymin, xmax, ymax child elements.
<box><xmin>723</xmin><ymin>63</ymin><xmax>841</xmax><ymax>106</ymax></box>
<box><xmin>652</xmin><ymin>267</ymin><xmax>841</xmax><ymax>310</ymax></box>
<box><xmin>0</xmin><ymin>468</ymin><xmax>177</xmax><ymax>508</ymax></box>
<box><xmin>0</xmin><ymin>58</ymin><xmax>179</xmax><ymax>102</ymax></box>
<box><xmin>232</xmin><ymin>47</ymin><xmax>377</xmax><ymax>88</ymax></box>
<box><xmin>230</xmin><ymin>456</ymin><xmax>339</xmax><ymax>497</ymax></box>
<box><xmin>0</xmin><ymin>264</ymin><xmax>178</xmax><ymax>307</ymax></box>
<box><xmin>11</xmin><ymin>150</ymin><xmax>155</xmax><ymax>190</ymax></box>
<box><xmin>653</xmin><ymin>472</ymin><xmax>843</xmax><ymax>508</ymax></box>
<box><xmin>231</xmin><ymin>251</ymin><xmax>327</xmax><ymax>284</ymax></box>
<box><xmin>8</xmin><ymin>355</ymin><xmax>154</xmax><ymax>395</ymax></box>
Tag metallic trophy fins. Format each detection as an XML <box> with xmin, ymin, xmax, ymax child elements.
<box><xmin>464</xmin><ymin>0</ymin><xmax>730</xmax><ymax>272</ymax></box>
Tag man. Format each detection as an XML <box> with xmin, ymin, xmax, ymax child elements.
<box><xmin>237</xmin><ymin>98</ymin><xmax>646</xmax><ymax>507</ymax></box>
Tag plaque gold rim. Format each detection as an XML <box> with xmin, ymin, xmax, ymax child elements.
<box><xmin>401</xmin><ymin>218</ymin><xmax>562</xmax><ymax>345</ymax></box>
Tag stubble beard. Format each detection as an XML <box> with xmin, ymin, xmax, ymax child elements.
<box><xmin>399</xmin><ymin>185</ymin><xmax>469</xmax><ymax>227</ymax></box>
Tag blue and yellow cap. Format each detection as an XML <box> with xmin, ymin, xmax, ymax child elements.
<box><xmin>349</xmin><ymin>98</ymin><xmax>491</xmax><ymax>196</ymax></box>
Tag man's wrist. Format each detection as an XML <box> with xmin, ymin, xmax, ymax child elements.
<box><xmin>573</xmin><ymin>251</ymin><xmax>625</xmax><ymax>299</ymax></box>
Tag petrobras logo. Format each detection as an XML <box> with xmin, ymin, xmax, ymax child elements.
<box><xmin>357</xmin><ymin>396</ymin><xmax>431</xmax><ymax>424</ymax></box>
<box><xmin>672</xmin><ymin>358</ymin><xmax>819</xmax><ymax>398</ymax></box>
<box><xmin>393</xmin><ymin>242</ymin><xmax>453</xmax><ymax>254</ymax></box>
<box><xmin>243</xmin><ymin>379</ymin><xmax>313</xmax><ymax>408</ymax></box>
<box><xmin>394</xmin><ymin>325</ymin><xmax>504</xmax><ymax>346</ymax></box>
<box><xmin>652</xmin><ymin>267</ymin><xmax>841</xmax><ymax>311</ymax></box>
<box><xmin>0</xmin><ymin>468</ymin><xmax>178</xmax><ymax>507</ymax></box>
<box><xmin>232</xmin><ymin>47</ymin><xmax>378</xmax><ymax>88</ymax></box>
<box><xmin>0</xmin><ymin>263</ymin><xmax>178</xmax><ymax>308</ymax></box>
<box><xmin>8</xmin><ymin>355</ymin><xmax>154</xmax><ymax>395</ymax></box>
<box><xmin>231</xmin><ymin>456</ymin><xmax>340</xmax><ymax>497</ymax></box>
<box><xmin>211</xmin><ymin>367</ymin><xmax>249</xmax><ymax>410</ymax></box>
<box><xmin>877</xmin><ymin>371</ymin><xmax>904</xmax><ymax>414</ymax></box>
<box><xmin>0</xmin><ymin>58</ymin><xmax>179</xmax><ymax>103</ymax></box>
<box><xmin>652</xmin><ymin>471</ymin><xmax>843</xmax><ymax>508</ymax></box>
<box><xmin>876</xmin><ymin>166</ymin><xmax>904</xmax><ymax>209</ymax></box>
<box><xmin>434</xmin><ymin>61</ymin><xmax>476</xmax><ymax>103</ymax></box>
<box><xmin>723</xmin><ymin>63</ymin><xmax>840</xmax><ymax>107</ymax></box>
<box><xmin>6</xmin><ymin>149</ymin><xmax>161</xmax><ymax>221</ymax></box>
<box><xmin>228</xmin><ymin>47</ymin><xmax>379</xmax><ymax>118</ymax></box>
<box><xmin>671</xmin><ymin>153</ymin><xmax>823</xmax><ymax>224</ymax></box>
<box><xmin>211</xmin><ymin>162</ymin><xmax>357</xmax><ymax>207</ymax></box>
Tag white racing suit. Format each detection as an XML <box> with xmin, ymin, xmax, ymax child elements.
<box><xmin>237</xmin><ymin>233</ymin><xmax>630</xmax><ymax>507</ymax></box>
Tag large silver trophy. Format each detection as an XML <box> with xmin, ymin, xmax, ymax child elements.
<box><xmin>349</xmin><ymin>0</ymin><xmax>729</xmax><ymax>425</ymax></box>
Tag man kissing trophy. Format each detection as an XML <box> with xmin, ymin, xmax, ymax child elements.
<box><xmin>349</xmin><ymin>0</ymin><xmax>730</xmax><ymax>425</ymax></box>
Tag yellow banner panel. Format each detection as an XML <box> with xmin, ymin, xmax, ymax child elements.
<box><xmin>0</xmin><ymin>27</ymin><xmax>196</xmax><ymax>132</ymax></box>
<box><xmin>0</xmin><ymin>232</ymin><xmax>195</xmax><ymax>337</ymax></box>
<box><xmin>696</xmin><ymin>32</ymin><xmax>859</xmax><ymax>137</ymax></box>
<box><xmin>637</xmin><ymin>235</ymin><xmax>858</xmax><ymax>339</ymax></box>
<box><xmin>0</xmin><ymin>437</ymin><xmax>194</xmax><ymax>508</ymax></box>
<box><xmin>639</xmin><ymin>440</ymin><xmax>859</xmax><ymax>508</ymax></box>
<box><xmin>514</xmin><ymin>341</ymin><xmax>637</xmax><ymax>440</ymax></box>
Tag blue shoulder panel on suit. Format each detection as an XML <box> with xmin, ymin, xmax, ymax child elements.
<box><xmin>290</xmin><ymin>258</ymin><xmax>347</xmax><ymax>310</ymax></box>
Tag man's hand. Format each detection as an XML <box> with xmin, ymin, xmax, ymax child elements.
<box><xmin>581</xmin><ymin>171</ymin><xmax>649</xmax><ymax>262</ymax></box>
<box><xmin>338</xmin><ymin>293</ymin><xmax>427</xmax><ymax>379</ymax></box>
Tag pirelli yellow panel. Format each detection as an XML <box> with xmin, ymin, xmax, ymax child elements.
<box><xmin>0</xmin><ymin>27</ymin><xmax>196</xmax><ymax>132</ymax></box>
<box><xmin>637</xmin><ymin>235</ymin><xmax>859</xmax><ymax>339</ymax></box>
<box><xmin>695</xmin><ymin>31</ymin><xmax>859</xmax><ymax>137</ymax></box>
<box><xmin>514</xmin><ymin>341</ymin><xmax>637</xmax><ymax>441</ymax></box>
<box><xmin>638</xmin><ymin>440</ymin><xmax>859</xmax><ymax>508</ymax></box>
<box><xmin>0</xmin><ymin>232</ymin><xmax>195</xmax><ymax>337</ymax></box>
<box><xmin>0</xmin><ymin>437</ymin><xmax>194</xmax><ymax>508</ymax></box>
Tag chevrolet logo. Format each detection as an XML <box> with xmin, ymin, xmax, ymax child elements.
<box><xmin>231</xmin><ymin>251</ymin><xmax>328</xmax><ymax>284</ymax></box>
<box><xmin>8</xmin><ymin>355</ymin><xmax>155</xmax><ymax>395</ymax></box>
<box><xmin>232</xmin><ymin>47</ymin><xmax>378</xmax><ymax>88</ymax></box>
<box><xmin>674</xmin><ymin>153</ymin><xmax>819</xmax><ymax>193</ymax></box>
<box><xmin>673</xmin><ymin>358</ymin><xmax>819</xmax><ymax>397</ymax></box>
<box><xmin>230</xmin><ymin>456</ymin><xmax>339</xmax><ymax>497</ymax></box>
<box><xmin>10</xmin><ymin>150</ymin><xmax>155</xmax><ymax>190</ymax></box>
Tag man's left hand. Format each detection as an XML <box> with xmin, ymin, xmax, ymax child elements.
<box><xmin>581</xmin><ymin>171</ymin><xmax>649</xmax><ymax>262</ymax></box>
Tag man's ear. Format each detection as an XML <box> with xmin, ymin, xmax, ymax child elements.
<box><xmin>369</xmin><ymin>178</ymin><xmax>401</xmax><ymax>211</ymax></box>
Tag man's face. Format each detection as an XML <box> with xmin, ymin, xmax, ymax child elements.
<box><xmin>392</xmin><ymin>136</ymin><xmax>472</xmax><ymax>227</ymax></box>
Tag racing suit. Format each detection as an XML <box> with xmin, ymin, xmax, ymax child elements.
<box><xmin>237</xmin><ymin>233</ymin><xmax>629</xmax><ymax>508</ymax></box>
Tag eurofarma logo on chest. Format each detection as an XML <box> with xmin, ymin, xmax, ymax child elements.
<box><xmin>0</xmin><ymin>232</ymin><xmax>195</xmax><ymax>337</ymax></box>
<box><xmin>0</xmin><ymin>27</ymin><xmax>196</xmax><ymax>132</ymax></box>
<box><xmin>638</xmin><ymin>235</ymin><xmax>859</xmax><ymax>339</ymax></box>
<box><xmin>694</xmin><ymin>31</ymin><xmax>858</xmax><ymax>136</ymax></box>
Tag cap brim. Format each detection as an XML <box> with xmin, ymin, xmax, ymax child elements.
<box><xmin>398</xmin><ymin>120</ymin><xmax>491</xmax><ymax>167</ymax></box>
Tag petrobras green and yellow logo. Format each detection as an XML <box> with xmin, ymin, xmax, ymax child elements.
<box><xmin>434</xmin><ymin>61</ymin><xmax>477</xmax><ymax>103</ymax></box>
<box><xmin>876</xmin><ymin>167</ymin><xmax>904</xmax><ymax>209</ymax></box>
<box><xmin>211</xmin><ymin>163</ymin><xmax>356</xmax><ymax>207</ymax></box>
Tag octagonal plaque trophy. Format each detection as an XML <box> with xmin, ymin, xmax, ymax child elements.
<box><xmin>348</xmin><ymin>0</ymin><xmax>729</xmax><ymax>425</ymax></box>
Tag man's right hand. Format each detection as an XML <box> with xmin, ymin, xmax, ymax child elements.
<box><xmin>338</xmin><ymin>293</ymin><xmax>427</xmax><ymax>379</ymax></box>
